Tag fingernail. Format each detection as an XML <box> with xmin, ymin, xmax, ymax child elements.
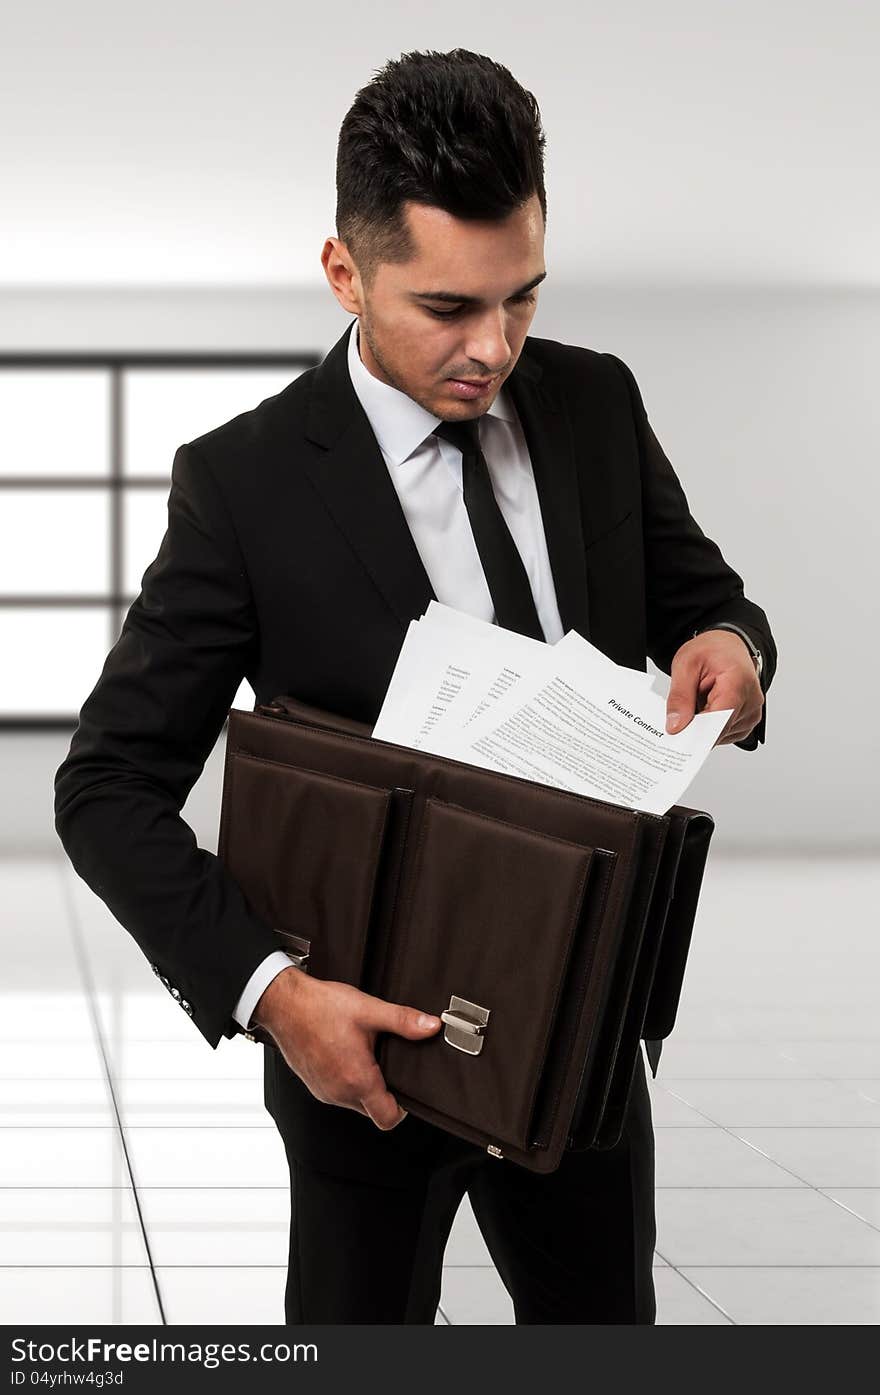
<box><xmin>666</xmin><ymin>712</ymin><xmax>680</xmax><ymax>732</ymax></box>
<box><xmin>417</xmin><ymin>1014</ymin><xmax>439</xmax><ymax>1029</ymax></box>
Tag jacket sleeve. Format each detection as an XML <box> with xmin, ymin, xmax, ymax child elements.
<box><xmin>53</xmin><ymin>441</ymin><xmax>282</xmax><ymax>1047</ymax></box>
<box><xmin>603</xmin><ymin>352</ymin><xmax>777</xmax><ymax>751</ymax></box>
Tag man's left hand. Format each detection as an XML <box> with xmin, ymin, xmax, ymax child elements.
<box><xmin>665</xmin><ymin>630</ymin><xmax>764</xmax><ymax>746</ymax></box>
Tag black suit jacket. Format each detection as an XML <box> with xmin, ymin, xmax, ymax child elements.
<box><xmin>54</xmin><ymin>323</ymin><xmax>777</xmax><ymax>1061</ymax></box>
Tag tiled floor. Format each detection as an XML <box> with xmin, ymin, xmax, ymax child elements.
<box><xmin>1</xmin><ymin>854</ymin><xmax>878</xmax><ymax>1324</ymax></box>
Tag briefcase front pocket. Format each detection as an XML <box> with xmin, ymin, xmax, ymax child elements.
<box><xmin>378</xmin><ymin>796</ymin><xmax>597</xmax><ymax>1154</ymax></box>
<box><xmin>222</xmin><ymin>751</ymin><xmax>394</xmax><ymax>987</ymax></box>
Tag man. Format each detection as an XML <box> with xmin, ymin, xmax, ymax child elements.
<box><xmin>54</xmin><ymin>48</ymin><xmax>776</xmax><ymax>1325</ymax></box>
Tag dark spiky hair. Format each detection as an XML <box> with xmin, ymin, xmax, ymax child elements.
<box><xmin>335</xmin><ymin>48</ymin><xmax>547</xmax><ymax>287</ymax></box>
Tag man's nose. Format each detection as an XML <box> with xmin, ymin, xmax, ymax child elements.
<box><xmin>463</xmin><ymin>312</ymin><xmax>511</xmax><ymax>375</ymax></box>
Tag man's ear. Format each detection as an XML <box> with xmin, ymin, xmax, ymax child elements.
<box><xmin>320</xmin><ymin>237</ymin><xmax>363</xmax><ymax>316</ymax></box>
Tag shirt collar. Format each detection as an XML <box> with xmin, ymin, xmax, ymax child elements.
<box><xmin>346</xmin><ymin>318</ymin><xmax>516</xmax><ymax>467</ymax></box>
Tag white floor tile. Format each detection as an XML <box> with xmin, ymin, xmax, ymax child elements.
<box><xmin>444</xmin><ymin>1196</ymin><xmax>495</xmax><ymax>1266</ymax></box>
<box><xmin>0</xmin><ymin>1187</ymin><xmax>145</xmax><ymax>1265</ymax></box>
<box><xmin>137</xmin><ymin>1188</ymin><xmax>289</xmax><ymax>1266</ymax></box>
<box><xmin>2</xmin><ymin>863</ymin><xmax>82</xmax><ymax>990</ymax></box>
<box><xmin>0</xmin><ymin>1267</ymin><xmax>160</xmax><ymax>1323</ymax></box>
<box><xmin>116</xmin><ymin>1077</ymin><xmax>270</xmax><ymax>1128</ymax></box>
<box><xmin>7</xmin><ymin>846</ymin><xmax>877</xmax><ymax>1327</ymax></box>
<box><xmin>101</xmin><ymin>995</ymin><xmax>205</xmax><ymax>1040</ymax></box>
<box><xmin>678</xmin><ymin>1266</ymin><xmax>880</xmax><ymax>1325</ymax></box>
<box><xmin>124</xmin><ymin>1127</ymin><xmax>289</xmax><ymax>1188</ymax></box>
<box><xmin>661</xmin><ymin>1078</ymin><xmax>880</xmax><ymax>1126</ymax></box>
<box><xmin>654</xmin><ymin>1040</ymin><xmax>817</xmax><ymax>1079</ymax></box>
<box><xmin>156</xmin><ymin>1266</ymin><xmax>286</xmax><ymax>1324</ymax></box>
<box><xmin>653</xmin><ymin>1268</ymin><xmax>732</xmax><ymax>1324</ymax></box>
<box><xmin>104</xmin><ymin>1039</ymin><xmax>263</xmax><ymax>1081</ymax></box>
<box><xmin>646</xmin><ymin>1083</ymin><xmax>716</xmax><ymax>1125</ymax></box>
<box><xmin>94</xmin><ymin>990</ymin><xmax>202</xmax><ymax>1046</ymax></box>
<box><xmin>0</xmin><ymin>1127</ymin><xmax>129</xmax><ymax>1187</ymax></box>
<box><xmin>656</xmin><ymin>1187</ymin><xmax>880</xmax><ymax>1266</ymax></box>
<box><xmin>777</xmin><ymin>1042</ymin><xmax>880</xmax><ymax>1076</ymax></box>
<box><xmin>440</xmin><ymin>1265</ymin><xmax>514</xmax><ymax>1324</ymax></box>
<box><xmin>0</xmin><ymin>994</ymin><xmax>94</xmax><ymax>1043</ymax></box>
<box><xmin>654</xmin><ymin>1125</ymin><xmax>806</xmax><ymax>1187</ymax></box>
<box><xmin>839</xmin><ymin>1079</ymin><xmax>880</xmax><ymax>1104</ymax></box>
<box><xmin>726</xmin><ymin>1127</ymin><xmax>880</xmax><ymax>1188</ymax></box>
<box><xmin>0</xmin><ymin>1078</ymin><xmax>113</xmax><ymax>1126</ymax></box>
<box><xmin>819</xmin><ymin>1188</ymin><xmax>880</xmax><ymax>1229</ymax></box>
<box><xmin>0</xmin><ymin>1042</ymin><xmax>105</xmax><ymax>1080</ymax></box>
<box><xmin>672</xmin><ymin>1004</ymin><xmax>880</xmax><ymax>1042</ymax></box>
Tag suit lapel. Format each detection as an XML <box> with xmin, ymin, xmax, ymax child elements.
<box><xmin>506</xmin><ymin>349</ymin><xmax>591</xmax><ymax>640</ymax></box>
<box><xmin>300</xmin><ymin>324</ymin><xmax>591</xmax><ymax>640</ymax></box>
<box><xmin>301</xmin><ymin>325</ymin><xmax>436</xmax><ymax>628</ymax></box>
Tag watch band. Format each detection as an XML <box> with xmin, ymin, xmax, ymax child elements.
<box><xmin>693</xmin><ymin>623</ymin><xmax>763</xmax><ymax>682</ymax></box>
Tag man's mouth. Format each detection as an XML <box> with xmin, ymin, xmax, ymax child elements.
<box><xmin>446</xmin><ymin>376</ymin><xmax>497</xmax><ymax>399</ymax></box>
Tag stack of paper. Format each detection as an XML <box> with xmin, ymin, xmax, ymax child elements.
<box><xmin>371</xmin><ymin>602</ymin><xmax>732</xmax><ymax>816</ymax></box>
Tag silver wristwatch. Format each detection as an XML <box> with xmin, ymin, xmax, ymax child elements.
<box><xmin>693</xmin><ymin>623</ymin><xmax>763</xmax><ymax>682</ymax></box>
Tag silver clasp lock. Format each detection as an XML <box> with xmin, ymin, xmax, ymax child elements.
<box><xmin>440</xmin><ymin>995</ymin><xmax>490</xmax><ymax>1055</ymax></box>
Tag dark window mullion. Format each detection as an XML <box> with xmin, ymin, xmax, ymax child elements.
<box><xmin>111</xmin><ymin>364</ymin><xmax>123</xmax><ymax>649</ymax></box>
<box><xmin>1</xmin><ymin>352</ymin><xmax>316</xmax><ymax>727</ymax></box>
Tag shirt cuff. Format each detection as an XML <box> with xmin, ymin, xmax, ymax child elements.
<box><xmin>232</xmin><ymin>951</ymin><xmax>298</xmax><ymax>1030</ymax></box>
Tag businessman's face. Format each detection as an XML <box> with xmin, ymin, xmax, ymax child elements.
<box><xmin>322</xmin><ymin>194</ymin><xmax>546</xmax><ymax>420</ymax></box>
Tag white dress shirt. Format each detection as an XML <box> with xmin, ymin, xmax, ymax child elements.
<box><xmin>232</xmin><ymin>318</ymin><xmax>564</xmax><ymax>1031</ymax></box>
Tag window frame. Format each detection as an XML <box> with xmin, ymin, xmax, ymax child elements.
<box><xmin>0</xmin><ymin>350</ymin><xmax>319</xmax><ymax>729</ymax></box>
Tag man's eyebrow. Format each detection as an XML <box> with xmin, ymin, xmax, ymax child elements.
<box><xmin>409</xmin><ymin>270</ymin><xmax>547</xmax><ymax>305</ymax></box>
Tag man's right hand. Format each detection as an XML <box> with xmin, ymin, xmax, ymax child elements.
<box><xmin>251</xmin><ymin>967</ymin><xmax>441</xmax><ymax>1130</ymax></box>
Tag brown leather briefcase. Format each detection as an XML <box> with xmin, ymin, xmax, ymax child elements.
<box><xmin>218</xmin><ymin>694</ymin><xmax>715</xmax><ymax>1173</ymax></box>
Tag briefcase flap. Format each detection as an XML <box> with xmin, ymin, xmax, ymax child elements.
<box><xmin>376</xmin><ymin>795</ymin><xmax>611</xmax><ymax>1155</ymax></box>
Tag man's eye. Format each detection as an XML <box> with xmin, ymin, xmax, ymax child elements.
<box><xmin>425</xmin><ymin>293</ymin><xmax>535</xmax><ymax>320</ymax></box>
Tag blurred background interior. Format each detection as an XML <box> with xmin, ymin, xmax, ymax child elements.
<box><xmin>1</xmin><ymin>0</ymin><xmax>878</xmax><ymax>1327</ymax></box>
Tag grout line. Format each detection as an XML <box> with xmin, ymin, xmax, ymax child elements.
<box><xmin>651</xmin><ymin>1076</ymin><xmax>880</xmax><ymax>1081</ymax></box>
<box><xmin>7</xmin><ymin>1119</ymin><xmax>880</xmax><ymax>1130</ymax></box>
<box><xmin>658</xmin><ymin>1084</ymin><xmax>880</xmax><ymax>1235</ymax></box>
<box><xmin>812</xmin><ymin>1191</ymin><xmax>880</xmax><ymax>1237</ymax></box>
<box><xmin>0</xmin><ymin>1183</ymin><xmax>849</xmax><ymax>1190</ymax></box>
<box><xmin>664</xmin><ymin>1268</ymin><xmax>736</xmax><ymax>1323</ymax></box>
<box><xmin>2</xmin><ymin>1263</ymin><xmax>879</xmax><ymax>1270</ymax></box>
<box><xmin>58</xmin><ymin>865</ymin><xmax>167</xmax><ymax>1324</ymax></box>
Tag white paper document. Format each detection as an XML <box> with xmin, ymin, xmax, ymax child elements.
<box><xmin>371</xmin><ymin>602</ymin><xmax>547</xmax><ymax>750</ymax></box>
<box><xmin>372</xmin><ymin>604</ymin><xmax>732</xmax><ymax>815</ymax></box>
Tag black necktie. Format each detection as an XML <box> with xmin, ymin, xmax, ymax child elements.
<box><xmin>433</xmin><ymin>419</ymin><xmax>545</xmax><ymax>642</ymax></box>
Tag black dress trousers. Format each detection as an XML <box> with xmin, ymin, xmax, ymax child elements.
<box><xmin>264</xmin><ymin>1044</ymin><xmax>657</xmax><ymax>1325</ymax></box>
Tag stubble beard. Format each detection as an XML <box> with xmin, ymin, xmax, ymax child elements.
<box><xmin>358</xmin><ymin>312</ymin><xmax>466</xmax><ymax>419</ymax></box>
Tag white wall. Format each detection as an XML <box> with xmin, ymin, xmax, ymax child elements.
<box><xmin>4</xmin><ymin>283</ymin><xmax>877</xmax><ymax>854</ymax></box>
<box><xmin>4</xmin><ymin>2</ymin><xmax>878</xmax><ymax>287</ymax></box>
